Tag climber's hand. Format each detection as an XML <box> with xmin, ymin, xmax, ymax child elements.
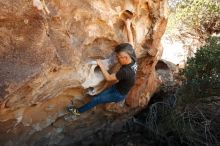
<box><xmin>125</xmin><ymin>19</ymin><xmax>132</xmax><ymax>27</ymax></box>
<box><xmin>96</xmin><ymin>59</ymin><xmax>116</xmax><ymax>81</ymax></box>
<box><xmin>96</xmin><ymin>59</ymin><xmax>103</xmax><ymax>67</ymax></box>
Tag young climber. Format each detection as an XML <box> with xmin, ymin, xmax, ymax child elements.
<box><xmin>67</xmin><ymin>18</ymin><xmax>137</xmax><ymax>116</ymax></box>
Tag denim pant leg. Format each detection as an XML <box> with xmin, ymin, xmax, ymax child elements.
<box><xmin>78</xmin><ymin>86</ymin><xmax>125</xmax><ymax>113</ymax></box>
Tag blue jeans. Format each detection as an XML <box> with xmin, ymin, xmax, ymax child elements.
<box><xmin>78</xmin><ymin>85</ymin><xmax>125</xmax><ymax>113</ymax></box>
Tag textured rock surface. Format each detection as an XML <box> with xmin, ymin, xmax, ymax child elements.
<box><xmin>0</xmin><ymin>0</ymin><xmax>168</xmax><ymax>145</ymax></box>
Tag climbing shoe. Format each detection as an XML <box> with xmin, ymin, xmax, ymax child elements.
<box><xmin>66</xmin><ymin>106</ymin><xmax>80</xmax><ymax>116</ymax></box>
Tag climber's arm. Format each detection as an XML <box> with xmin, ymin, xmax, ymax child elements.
<box><xmin>125</xmin><ymin>19</ymin><xmax>134</xmax><ymax>47</ymax></box>
<box><xmin>96</xmin><ymin>59</ymin><xmax>117</xmax><ymax>82</ymax></box>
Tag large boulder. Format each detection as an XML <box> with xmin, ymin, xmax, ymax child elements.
<box><xmin>0</xmin><ymin>0</ymin><xmax>168</xmax><ymax>145</ymax></box>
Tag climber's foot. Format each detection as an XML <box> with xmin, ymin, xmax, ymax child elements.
<box><xmin>66</xmin><ymin>106</ymin><xmax>80</xmax><ymax>116</ymax></box>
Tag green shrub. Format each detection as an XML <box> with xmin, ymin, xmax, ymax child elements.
<box><xmin>175</xmin><ymin>0</ymin><xmax>220</xmax><ymax>34</ymax></box>
<box><xmin>178</xmin><ymin>36</ymin><xmax>220</xmax><ymax>103</ymax></box>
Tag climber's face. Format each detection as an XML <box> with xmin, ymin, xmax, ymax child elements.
<box><xmin>116</xmin><ymin>52</ymin><xmax>132</xmax><ymax>65</ymax></box>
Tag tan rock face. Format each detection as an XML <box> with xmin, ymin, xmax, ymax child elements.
<box><xmin>0</xmin><ymin>0</ymin><xmax>168</xmax><ymax>145</ymax></box>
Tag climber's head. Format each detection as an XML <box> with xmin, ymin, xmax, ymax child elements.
<box><xmin>115</xmin><ymin>43</ymin><xmax>136</xmax><ymax>65</ymax></box>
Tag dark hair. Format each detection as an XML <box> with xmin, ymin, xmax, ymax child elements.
<box><xmin>115</xmin><ymin>43</ymin><xmax>137</xmax><ymax>62</ymax></box>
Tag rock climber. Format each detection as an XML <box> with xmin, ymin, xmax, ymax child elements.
<box><xmin>67</xmin><ymin>12</ymin><xmax>137</xmax><ymax>116</ymax></box>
